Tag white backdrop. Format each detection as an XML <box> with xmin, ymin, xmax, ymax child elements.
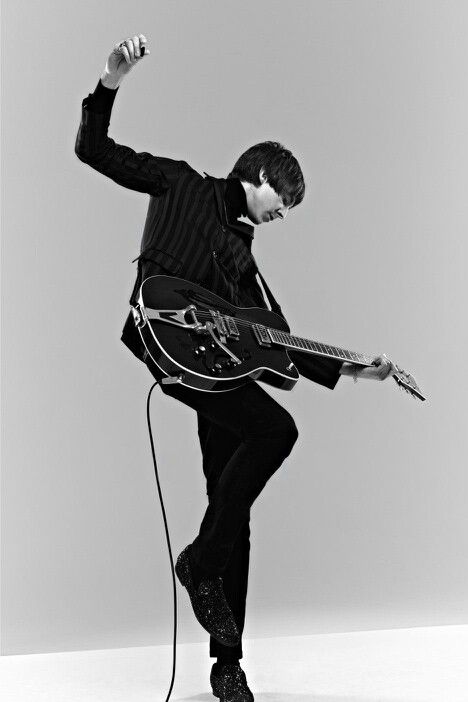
<box><xmin>2</xmin><ymin>0</ymin><xmax>467</xmax><ymax>654</ymax></box>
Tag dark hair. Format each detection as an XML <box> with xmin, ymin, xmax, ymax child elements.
<box><xmin>227</xmin><ymin>141</ymin><xmax>305</xmax><ymax>208</ymax></box>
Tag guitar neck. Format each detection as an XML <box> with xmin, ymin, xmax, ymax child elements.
<box><xmin>268</xmin><ymin>328</ymin><xmax>374</xmax><ymax>366</ymax></box>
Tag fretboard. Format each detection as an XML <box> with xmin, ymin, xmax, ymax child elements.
<box><xmin>268</xmin><ymin>328</ymin><xmax>374</xmax><ymax>366</ymax></box>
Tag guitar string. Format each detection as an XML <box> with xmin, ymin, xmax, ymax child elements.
<box><xmin>186</xmin><ymin>310</ymin><xmax>374</xmax><ymax>364</ymax></box>
<box><xmin>146</xmin><ymin>310</ymin><xmax>416</xmax><ymax>389</ymax></box>
<box><xmin>187</xmin><ymin>314</ymin><xmax>412</xmax><ymax>387</ymax></box>
<box><xmin>190</xmin><ymin>311</ymin><xmax>372</xmax><ymax>361</ymax></box>
<box><xmin>184</xmin><ymin>312</ymin><xmax>415</xmax><ymax>384</ymax></box>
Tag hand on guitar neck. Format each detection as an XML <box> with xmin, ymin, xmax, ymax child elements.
<box><xmin>340</xmin><ymin>354</ymin><xmax>396</xmax><ymax>382</ymax></box>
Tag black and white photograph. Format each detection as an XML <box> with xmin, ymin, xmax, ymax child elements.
<box><xmin>1</xmin><ymin>1</ymin><xmax>467</xmax><ymax>700</ymax></box>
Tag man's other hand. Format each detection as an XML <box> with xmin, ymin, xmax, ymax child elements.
<box><xmin>363</xmin><ymin>354</ymin><xmax>396</xmax><ymax>381</ymax></box>
<box><xmin>101</xmin><ymin>34</ymin><xmax>150</xmax><ymax>88</ymax></box>
<box><xmin>340</xmin><ymin>354</ymin><xmax>396</xmax><ymax>381</ymax></box>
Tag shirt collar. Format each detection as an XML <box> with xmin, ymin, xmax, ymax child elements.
<box><xmin>204</xmin><ymin>172</ymin><xmax>255</xmax><ymax>240</ymax></box>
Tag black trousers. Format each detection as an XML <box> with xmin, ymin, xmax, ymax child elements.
<box><xmin>145</xmin><ymin>354</ymin><xmax>298</xmax><ymax>660</ymax></box>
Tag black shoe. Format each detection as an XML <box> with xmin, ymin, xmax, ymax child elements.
<box><xmin>210</xmin><ymin>662</ymin><xmax>255</xmax><ymax>702</ymax></box>
<box><xmin>175</xmin><ymin>544</ymin><xmax>240</xmax><ymax>647</ymax></box>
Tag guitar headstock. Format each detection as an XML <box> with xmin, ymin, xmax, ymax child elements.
<box><xmin>392</xmin><ymin>365</ymin><xmax>426</xmax><ymax>401</ymax></box>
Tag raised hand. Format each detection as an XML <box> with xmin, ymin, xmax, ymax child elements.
<box><xmin>101</xmin><ymin>34</ymin><xmax>150</xmax><ymax>87</ymax></box>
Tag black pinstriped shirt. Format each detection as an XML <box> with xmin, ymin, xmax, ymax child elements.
<box><xmin>75</xmin><ymin>78</ymin><xmax>342</xmax><ymax>389</ymax></box>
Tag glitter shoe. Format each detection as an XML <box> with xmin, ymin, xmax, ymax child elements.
<box><xmin>210</xmin><ymin>662</ymin><xmax>255</xmax><ymax>702</ymax></box>
<box><xmin>175</xmin><ymin>544</ymin><xmax>240</xmax><ymax>647</ymax></box>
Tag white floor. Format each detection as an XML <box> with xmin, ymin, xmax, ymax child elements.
<box><xmin>1</xmin><ymin>625</ymin><xmax>467</xmax><ymax>702</ymax></box>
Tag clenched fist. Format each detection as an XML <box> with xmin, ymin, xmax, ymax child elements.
<box><xmin>101</xmin><ymin>34</ymin><xmax>150</xmax><ymax>88</ymax></box>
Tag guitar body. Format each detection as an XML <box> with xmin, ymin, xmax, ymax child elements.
<box><xmin>135</xmin><ymin>275</ymin><xmax>299</xmax><ymax>392</ymax></box>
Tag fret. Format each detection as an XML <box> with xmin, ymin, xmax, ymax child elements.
<box><xmin>271</xmin><ymin>330</ymin><xmax>282</xmax><ymax>343</ymax></box>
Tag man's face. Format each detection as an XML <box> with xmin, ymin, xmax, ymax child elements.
<box><xmin>243</xmin><ymin>168</ymin><xmax>291</xmax><ymax>225</ymax></box>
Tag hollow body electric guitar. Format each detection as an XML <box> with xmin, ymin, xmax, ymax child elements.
<box><xmin>131</xmin><ymin>275</ymin><xmax>425</xmax><ymax>400</ymax></box>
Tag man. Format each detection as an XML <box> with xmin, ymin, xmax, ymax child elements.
<box><xmin>75</xmin><ymin>34</ymin><xmax>395</xmax><ymax>702</ymax></box>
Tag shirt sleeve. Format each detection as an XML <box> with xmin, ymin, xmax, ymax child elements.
<box><xmin>74</xmin><ymin>77</ymin><xmax>191</xmax><ymax>196</ymax></box>
<box><xmin>84</xmin><ymin>77</ymin><xmax>120</xmax><ymax>113</ymax></box>
<box><xmin>287</xmin><ymin>349</ymin><xmax>343</xmax><ymax>390</ymax></box>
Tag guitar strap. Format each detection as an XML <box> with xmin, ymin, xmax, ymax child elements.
<box><xmin>255</xmin><ymin>267</ymin><xmax>288</xmax><ymax>323</ymax></box>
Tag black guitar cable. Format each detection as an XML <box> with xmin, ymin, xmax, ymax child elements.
<box><xmin>146</xmin><ymin>379</ymin><xmax>178</xmax><ymax>701</ymax></box>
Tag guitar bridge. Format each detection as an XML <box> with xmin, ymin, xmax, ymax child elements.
<box><xmin>209</xmin><ymin>309</ymin><xmax>228</xmax><ymax>342</ymax></box>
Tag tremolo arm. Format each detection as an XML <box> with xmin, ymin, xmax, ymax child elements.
<box><xmin>134</xmin><ymin>303</ymin><xmax>202</xmax><ymax>329</ymax></box>
<box><xmin>204</xmin><ymin>321</ymin><xmax>242</xmax><ymax>365</ymax></box>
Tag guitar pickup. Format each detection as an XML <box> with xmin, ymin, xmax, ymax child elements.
<box><xmin>252</xmin><ymin>324</ymin><xmax>272</xmax><ymax>347</ymax></box>
<box><xmin>225</xmin><ymin>316</ymin><xmax>239</xmax><ymax>338</ymax></box>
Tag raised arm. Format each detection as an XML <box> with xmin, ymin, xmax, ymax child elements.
<box><xmin>74</xmin><ymin>34</ymin><xmax>188</xmax><ymax>195</ymax></box>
